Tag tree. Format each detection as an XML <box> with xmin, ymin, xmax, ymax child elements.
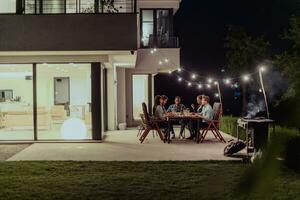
<box><xmin>275</xmin><ymin>17</ymin><xmax>300</xmax><ymax>99</ymax></box>
<box><xmin>274</xmin><ymin>17</ymin><xmax>300</xmax><ymax>128</ymax></box>
<box><xmin>225</xmin><ymin>26</ymin><xmax>270</xmax><ymax>115</ymax></box>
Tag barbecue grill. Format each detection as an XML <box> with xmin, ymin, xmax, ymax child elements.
<box><xmin>237</xmin><ymin>117</ymin><xmax>275</xmax><ymax>154</ymax></box>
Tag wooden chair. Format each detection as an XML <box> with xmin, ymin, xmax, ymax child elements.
<box><xmin>197</xmin><ymin>103</ymin><xmax>226</xmax><ymax>143</ymax></box>
<box><xmin>139</xmin><ymin>103</ymin><xmax>165</xmax><ymax>144</ymax></box>
<box><xmin>137</xmin><ymin>114</ymin><xmax>157</xmax><ymax>138</ymax></box>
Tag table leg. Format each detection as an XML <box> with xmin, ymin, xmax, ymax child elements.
<box><xmin>167</xmin><ymin>120</ymin><xmax>171</xmax><ymax>144</ymax></box>
<box><xmin>196</xmin><ymin>119</ymin><xmax>200</xmax><ymax>143</ymax></box>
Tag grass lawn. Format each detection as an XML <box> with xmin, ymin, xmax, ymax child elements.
<box><xmin>0</xmin><ymin>161</ymin><xmax>299</xmax><ymax>200</ymax></box>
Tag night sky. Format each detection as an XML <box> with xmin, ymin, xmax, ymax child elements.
<box><xmin>154</xmin><ymin>0</ymin><xmax>299</xmax><ymax>115</ymax></box>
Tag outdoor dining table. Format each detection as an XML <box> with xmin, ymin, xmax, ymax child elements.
<box><xmin>164</xmin><ymin>113</ymin><xmax>204</xmax><ymax>143</ymax></box>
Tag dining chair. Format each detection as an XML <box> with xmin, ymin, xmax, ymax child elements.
<box><xmin>197</xmin><ymin>103</ymin><xmax>226</xmax><ymax>143</ymax></box>
<box><xmin>139</xmin><ymin>103</ymin><xmax>164</xmax><ymax>143</ymax></box>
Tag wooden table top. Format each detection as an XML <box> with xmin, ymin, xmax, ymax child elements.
<box><xmin>164</xmin><ymin>113</ymin><xmax>204</xmax><ymax>120</ymax></box>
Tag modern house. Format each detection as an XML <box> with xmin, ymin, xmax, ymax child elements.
<box><xmin>0</xmin><ymin>0</ymin><xmax>180</xmax><ymax>141</ymax></box>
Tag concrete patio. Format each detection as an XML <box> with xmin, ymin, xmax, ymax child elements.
<box><xmin>7</xmin><ymin>129</ymin><xmax>240</xmax><ymax>161</ymax></box>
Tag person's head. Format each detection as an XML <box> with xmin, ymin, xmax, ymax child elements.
<box><xmin>154</xmin><ymin>95</ymin><xmax>161</xmax><ymax>106</ymax></box>
<box><xmin>160</xmin><ymin>95</ymin><xmax>168</xmax><ymax>105</ymax></box>
<box><xmin>196</xmin><ymin>95</ymin><xmax>204</xmax><ymax>105</ymax></box>
<box><xmin>174</xmin><ymin>96</ymin><xmax>181</xmax><ymax>105</ymax></box>
<box><xmin>201</xmin><ymin>96</ymin><xmax>210</xmax><ymax>105</ymax></box>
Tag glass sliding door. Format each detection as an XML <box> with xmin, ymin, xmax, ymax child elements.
<box><xmin>132</xmin><ymin>74</ymin><xmax>149</xmax><ymax>120</ymax></box>
<box><xmin>0</xmin><ymin>64</ymin><xmax>34</xmax><ymax>140</ymax></box>
<box><xmin>141</xmin><ymin>10</ymin><xmax>154</xmax><ymax>47</ymax></box>
<box><xmin>43</xmin><ymin>0</ymin><xmax>65</xmax><ymax>14</ymax></box>
<box><xmin>36</xmin><ymin>63</ymin><xmax>92</xmax><ymax>140</ymax></box>
<box><xmin>140</xmin><ymin>9</ymin><xmax>173</xmax><ymax>48</ymax></box>
<box><xmin>0</xmin><ymin>0</ymin><xmax>16</xmax><ymax>13</ymax></box>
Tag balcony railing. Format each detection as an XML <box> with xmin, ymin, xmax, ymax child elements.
<box><xmin>21</xmin><ymin>0</ymin><xmax>137</xmax><ymax>14</ymax></box>
<box><xmin>146</xmin><ymin>36</ymin><xmax>179</xmax><ymax>48</ymax></box>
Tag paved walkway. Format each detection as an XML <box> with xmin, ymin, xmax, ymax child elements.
<box><xmin>7</xmin><ymin>130</ymin><xmax>239</xmax><ymax>161</ymax></box>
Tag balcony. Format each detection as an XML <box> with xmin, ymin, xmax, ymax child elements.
<box><xmin>1</xmin><ymin>0</ymin><xmax>137</xmax><ymax>14</ymax></box>
<box><xmin>146</xmin><ymin>36</ymin><xmax>179</xmax><ymax>48</ymax></box>
<box><xmin>0</xmin><ymin>13</ymin><xmax>138</xmax><ymax>51</ymax></box>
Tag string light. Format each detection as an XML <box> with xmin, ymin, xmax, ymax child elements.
<box><xmin>208</xmin><ymin>78</ymin><xmax>213</xmax><ymax>83</ymax></box>
<box><xmin>215</xmin><ymin>93</ymin><xmax>219</xmax><ymax>97</ymax></box>
<box><xmin>168</xmin><ymin>70</ymin><xmax>172</xmax><ymax>74</ymax></box>
<box><xmin>153</xmin><ymin>48</ymin><xmax>157</xmax><ymax>52</ymax></box>
<box><xmin>187</xmin><ymin>82</ymin><xmax>192</xmax><ymax>87</ymax></box>
<box><xmin>198</xmin><ymin>84</ymin><xmax>203</xmax><ymax>89</ymax></box>
<box><xmin>207</xmin><ymin>84</ymin><xmax>211</xmax><ymax>89</ymax></box>
<box><xmin>224</xmin><ymin>78</ymin><xmax>231</xmax><ymax>84</ymax></box>
<box><xmin>259</xmin><ymin>88</ymin><xmax>263</xmax><ymax>93</ymax></box>
<box><xmin>191</xmin><ymin>74</ymin><xmax>196</xmax><ymax>79</ymax></box>
<box><xmin>259</xmin><ymin>66</ymin><xmax>266</xmax><ymax>72</ymax></box>
<box><xmin>150</xmin><ymin>50</ymin><xmax>155</xmax><ymax>54</ymax></box>
<box><xmin>243</xmin><ymin>75</ymin><xmax>250</xmax><ymax>82</ymax></box>
<box><xmin>178</xmin><ymin>68</ymin><xmax>182</xmax><ymax>72</ymax></box>
<box><xmin>164</xmin><ymin>58</ymin><xmax>169</xmax><ymax>63</ymax></box>
<box><xmin>159</xmin><ymin>61</ymin><xmax>163</xmax><ymax>65</ymax></box>
<box><xmin>214</xmin><ymin>81</ymin><xmax>218</xmax><ymax>85</ymax></box>
<box><xmin>178</xmin><ymin>77</ymin><xmax>182</xmax><ymax>82</ymax></box>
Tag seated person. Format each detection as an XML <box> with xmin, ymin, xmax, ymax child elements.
<box><xmin>154</xmin><ymin>95</ymin><xmax>169</xmax><ymax>133</ymax></box>
<box><xmin>167</xmin><ymin>96</ymin><xmax>187</xmax><ymax>138</ymax></box>
<box><xmin>187</xmin><ymin>95</ymin><xmax>214</xmax><ymax>140</ymax></box>
<box><xmin>187</xmin><ymin>95</ymin><xmax>204</xmax><ymax>139</ymax></box>
<box><xmin>191</xmin><ymin>94</ymin><xmax>205</xmax><ymax>113</ymax></box>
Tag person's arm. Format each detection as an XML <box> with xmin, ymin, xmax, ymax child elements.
<box><xmin>156</xmin><ymin>106</ymin><xmax>166</xmax><ymax>120</ymax></box>
<box><xmin>167</xmin><ymin>105</ymin><xmax>172</xmax><ymax>113</ymax></box>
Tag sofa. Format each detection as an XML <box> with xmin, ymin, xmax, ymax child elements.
<box><xmin>5</xmin><ymin>107</ymin><xmax>51</xmax><ymax>130</ymax></box>
<box><xmin>51</xmin><ymin>105</ymin><xmax>67</xmax><ymax>123</ymax></box>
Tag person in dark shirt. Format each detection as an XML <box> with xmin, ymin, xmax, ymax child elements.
<box><xmin>167</xmin><ymin>96</ymin><xmax>187</xmax><ymax>139</ymax></box>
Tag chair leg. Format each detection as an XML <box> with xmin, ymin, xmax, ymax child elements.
<box><xmin>137</xmin><ymin>126</ymin><xmax>143</xmax><ymax>137</ymax></box>
<box><xmin>139</xmin><ymin>128</ymin><xmax>151</xmax><ymax>144</ymax></box>
<box><xmin>211</xmin><ymin>129</ymin><xmax>219</xmax><ymax>139</ymax></box>
<box><xmin>154</xmin><ymin>124</ymin><xmax>165</xmax><ymax>141</ymax></box>
<box><xmin>212</xmin><ymin>124</ymin><xmax>226</xmax><ymax>143</ymax></box>
<box><xmin>152</xmin><ymin>130</ymin><xmax>155</xmax><ymax>138</ymax></box>
<box><xmin>200</xmin><ymin>123</ymin><xmax>213</xmax><ymax>143</ymax></box>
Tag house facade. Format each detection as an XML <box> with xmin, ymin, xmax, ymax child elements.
<box><xmin>0</xmin><ymin>0</ymin><xmax>180</xmax><ymax>141</ymax></box>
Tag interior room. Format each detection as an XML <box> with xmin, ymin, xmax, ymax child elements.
<box><xmin>0</xmin><ymin>63</ymin><xmax>92</xmax><ymax>140</ymax></box>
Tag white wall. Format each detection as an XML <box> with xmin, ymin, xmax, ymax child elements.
<box><xmin>0</xmin><ymin>76</ymin><xmax>33</xmax><ymax>104</ymax></box>
<box><xmin>0</xmin><ymin>0</ymin><xmax>16</xmax><ymax>13</ymax></box>
<box><xmin>117</xmin><ymin>67</ymin><xmax>127</xmax><ymax>125</ymax></box>
<box><xmin>36</xmin><ymin>70</ymin><xmax>91</xmax><ymax>108</ymax></box>
<box><xmin>106</xmin><ymin>68</ymin><xmax>116</xmax><ymax>130</ymax></box>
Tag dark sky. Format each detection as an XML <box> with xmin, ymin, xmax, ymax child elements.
<box><xmin>155</xmin><ymin>0</ymin><xmax>299</xmax><ymax>115</ymax></box>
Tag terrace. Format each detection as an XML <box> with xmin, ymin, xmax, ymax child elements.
<box><xmin>6</xmin><ymin>129</ymin><xmax>238</xmax><ymax>161</ymax></box>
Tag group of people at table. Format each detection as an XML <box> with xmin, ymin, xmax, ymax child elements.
<box><xmin>153</xmin><ymin>94</ymin><xmax>214</xmax><ymax>140</ymax></box>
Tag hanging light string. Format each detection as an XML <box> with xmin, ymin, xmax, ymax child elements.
<box><xmin>150</xmin><ymin>48</ymin><xmax>264</xmax><ymax>84</ymax></box>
